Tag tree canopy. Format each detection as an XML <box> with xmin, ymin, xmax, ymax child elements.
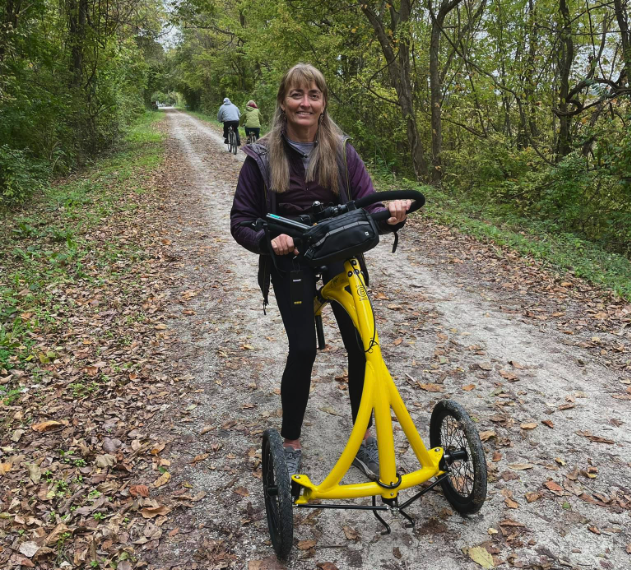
<box><xmin>2</xmin><ymin>0</ymin><xmax>630</xmax><ymax>254</ymax></box>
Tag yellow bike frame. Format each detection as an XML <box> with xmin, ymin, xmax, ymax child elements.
<box><xmin>292</xmin><ymin>258</ymin><xmax>446</xmax><ymax>503</ymax></box>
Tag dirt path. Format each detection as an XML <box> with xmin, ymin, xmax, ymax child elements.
<box><xmin>147</xmin><ymin>109</ymin><xmax>631</xmax><ymax>570</ymax></box>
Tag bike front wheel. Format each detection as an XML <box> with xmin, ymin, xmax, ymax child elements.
<box><xmin>262</xmin><ymin>429</ymin><xmax>293</xmax><ymax>560</ymax></box>
<box><xmin>429</xmin><ymin>399</ymin><xmax>487</xmax><ymax>515</ymax></box>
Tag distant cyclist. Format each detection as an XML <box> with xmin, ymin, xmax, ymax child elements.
<box><xmin>240</xmin><ymin>100</ymin><xmax>262</xmax><ymax>142</ymax></box>
<box><xmin>217</xmin><ymin>97</ymin><xmax>241</xmax><ymax>146</ymax></box>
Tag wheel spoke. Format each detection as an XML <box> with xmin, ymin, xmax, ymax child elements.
<box><xmin>440</xmin><ymin>413</ymin><xmax>476</xmax><ymax>497</ymax></box>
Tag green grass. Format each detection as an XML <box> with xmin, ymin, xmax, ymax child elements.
<box><xmin>386</xmin><ymin>176</ymin><xmax>631</xmax><ymax>301</ymax></box>
<box><xmin>0</xmin><ymin>111</ymin><xmax>165</xmax><ymax>385</ymax></box>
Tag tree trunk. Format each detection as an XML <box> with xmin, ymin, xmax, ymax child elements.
<box><xmin>429</xmin><ymin>18</ymin><xmax>442</xmax><ymax>182</ymax></box>
<box><xmin>429</xmin><ymin>0</ymin><xmax>466</xmax><ymax>183</ymax></box>
<box><xmin>361</xmin><ymin>2</ymin><xmax>427</xmax><ymax>179</ymax></box>
<box><xmin>557</xmin><ymin>0</ymin><xmax>574</xmax><ymax>158</ymax></box>
<box><xmin>524</xmin><ymin>0</ymin><xmax>539</xmax><ymax>140</ymax></box>
<box><xmin>613</xmin><ymin>0</ymin><xmax>631</xmax><ymax>89</ymax></box>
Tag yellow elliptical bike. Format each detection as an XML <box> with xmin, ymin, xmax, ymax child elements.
<box><xmin>242</xmin><ymin>190</ymin><xmax>487</xmax><ymax>560</ymax></box>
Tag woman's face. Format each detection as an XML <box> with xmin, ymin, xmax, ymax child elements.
<box><xmin>281</xmin><ymin>81</ymin><xmax>325</xmax><ymax>140</ymax></box>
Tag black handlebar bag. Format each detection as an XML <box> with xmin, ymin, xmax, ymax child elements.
<box><xmin>302</xmin><ymin>209</ymin><xmax>379</xmax><ymax>267</ymax></box>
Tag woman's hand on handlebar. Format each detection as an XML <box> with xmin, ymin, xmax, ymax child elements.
<box><xmin>386</xmin><ymin>199</ymin><xmax>412</xmax><ymax>225</ymax></box>
<box><xmin>271</xmin><ymin>234</ymin><xmax>299</xmax><ymax>256</ymax></box>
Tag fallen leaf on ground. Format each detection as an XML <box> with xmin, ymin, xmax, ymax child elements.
<box><xmin>462</xmin><ymin>384</ymin><xmax>476</xmax><ymax>391</ymax></box>
<box><xmin>297</xmin><ymin>539</ymin><xmax>316</xmax><ymax>550</ymax></box>
<box><xmin>342</xmin><ymin>525</ymin><xmax>359</xmax><ymax>540</ymax></box>
<box><xmin>18</xmin><ymin>541</ymin><xmax>39</xmax><ymax>558</ymax></box>
<box><xmin>141</xmin><ymin>505</ymin><xmax>172</xmax><ymax>518</ymax></box>
<box><xmin>520</xmin><ymin>422</ymin><xmax>537</xmax><ymax>430</ymax></box>
<box><xmin>0</xmin><ymin>463</ymin><xmax>12</xmax><ymax>476</ymax></box>
<box><xmin>499</xmin><ymin>370</ymin><xmax>519</xmax><ymax>381</ymax></box>
<box><xmin>153</xmin><ymin>472</ymin><xmax>171</xmax><ymax>487</ymax></box>
<box><xmin>191</xmin><ymin>453</ymin><xmax>209</xmax><ymax>464</ymax></box>
<box><xmin>542</xmin><ymin>420</ymin><xmax>554</xmax><ymax>428</ymax></box>
<box><xmin>130</xmin><ymin>485</ymin><xmax>150</xmax><ymax>497</ymax></box>
<box><xmin>45</xmin><ymin>523</ymin><xmax>69</xmax><ymax>546</ymax></box>
<box><xmin>31</xmin><ymin>421</ymin><xmax>62</xmax><ymax>432</ymax></box>
<box><xmin>95</xmin><ymin>454</ymin><xmax>116</xmax><ymax>468</ymax></box>
<box><xmin>525</xmin><ymin>492</ymin><xmax>542</xmax><ymax>503</ymax></box>
<box><xmin>26</xmin><ymin>463</ymin><xmax>41</xmax><ymax>484</ymax></box>
<box><xmin>479</xmin><ymin>431</ymin><xmax>496</xmax><ymax>441</ymax></box>
<box><xmin>234</xmin><ymin>487</ymin><xmax>249</xmax><ymax>497</ymax></box>
<box><xmin>468</xmin><ymin>545</ymin><xmax>494</xmax><ymax>568</ymax></box>
<box><xmin>545</xmin><ymin>480</ymin><xmax>563</xmax><ymax>494</ymax></box>
<box><xmin>317</xmin><ymin>564</ymin><xmax>339</xmax><ymax>570</ymax></box>
<box><xmin>508</xmin><ymin>463</ymin><xmax>534</xmax><ymax>470</ymax></box>
<box><xmin>418</xmin><ymin>383</ymin><xmax>444</xmax><ymax>392</ymax></box>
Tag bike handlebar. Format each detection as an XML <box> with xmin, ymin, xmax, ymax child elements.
<box><xmin>238</xmin><ymin>189</ymin><xmax>425</xmax><ymax>237</ymax></box>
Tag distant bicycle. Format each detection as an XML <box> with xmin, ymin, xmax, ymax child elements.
<box><xmin>246</xmin><ymin>131</ymin><xmax>258</xmax><ymax>145</ymax></box>
<box><xmin>226</xmin><ymin>126</ymin><xmax>238</xmax><ymax>155</ymax></box>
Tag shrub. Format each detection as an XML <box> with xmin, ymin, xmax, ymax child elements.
<box><xmin>0</xmin><ymin>146</ymin><xmax>49</xmax><ymax>206</ymax></box>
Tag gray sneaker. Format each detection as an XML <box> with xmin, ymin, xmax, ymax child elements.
<box><xmin>353</xmin><ymin>436</ymin><xmax>379</xmax><ymax>480</ymax></box>
<box><xmin>283</xmin><ymin>447</ymin><xmax>302</xmax><ymax>479</ymax></box>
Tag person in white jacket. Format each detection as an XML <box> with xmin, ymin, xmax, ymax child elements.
<box><xmin>217</xmin><ymin>97</ymin><xmax>241</xmax><ymax>146</ymax></box>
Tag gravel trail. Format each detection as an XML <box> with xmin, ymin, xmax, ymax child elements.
<box><xmin>146</xmin><ymin>109</ymin><xmax>631</xmax><ymax>570</ymax></box>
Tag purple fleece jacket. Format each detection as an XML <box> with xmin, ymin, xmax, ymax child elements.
<box><xmin>230</xmin><ymin>139</ymin><xmax>396</xmax><ymax>253</ymax></box>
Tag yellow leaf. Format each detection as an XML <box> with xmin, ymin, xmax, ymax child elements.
<box><xmin>469</xmin><ymin>546</ymin><xmax>494</xmax><ymax>568</ymax></box>
<box><xmin>0</xmin><ymin>463</ymin><xmax>12</xmax><ymax>476</ymax></box>
<box><xmin>154</xmin><ymin>472</ymin><xmax>171</xmax><ymax>488</ymax></box>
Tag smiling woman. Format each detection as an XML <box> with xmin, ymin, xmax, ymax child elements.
<box><xmin>230</xmin><ymin>63</ymin><xmax>411</xmax><ymax>481</ymax></box>
<box><xmin>282</xmin><ymin>83</ymin><xmax>325</xmax><ymax>142</ymax></box>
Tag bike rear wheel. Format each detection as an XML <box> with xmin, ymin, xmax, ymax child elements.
<box><xmin>231</xmin><ymin>130</ymin><xmax>238</xmax><ymax>154</ymax></box>
<box><xmin>429</xmin><ymin>399</ymin><xmax>487</xmax><ymax>515</ymax></box>
<box><xmin>262</xmin><ymin>429</ymin><xmax>293</xmax><ymax>559</ymax></box>
<box><xmin>227</xmin><ymin>129</ymin><xmax>233</xmax><ymax>153</ymax></box>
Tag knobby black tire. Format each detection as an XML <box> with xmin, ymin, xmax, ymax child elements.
<box><xmin>227</xmin><ymin>130</ymin><xmax>233</xmax><ymax>153</ymax></box>
<box><xmin>429</xmin><ymin>399</ymin><xmax>487</xmax><ymax>515</ymax></box>
<box><xmin>262</xmin><ymin>429</ymin><xmax>294</xmax><ymax>560</ymax></box>
<box><xmin>231</xmin><ymin>130</ymin><xmax>238</xmax><ymax>155</ymax></box>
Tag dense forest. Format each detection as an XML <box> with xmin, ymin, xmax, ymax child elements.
<box><xmin>2</xmin><ymin>0</ymin><xmax>630</xmax><ymax>255</ymax></box>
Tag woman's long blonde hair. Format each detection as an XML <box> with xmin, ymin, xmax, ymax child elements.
<box><xmin>261</xmin><ymin>63</ymin><xmax>344</xmax><ymax>194</ymax></box>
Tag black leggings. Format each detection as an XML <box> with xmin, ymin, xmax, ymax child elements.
<box><xmin>271</xmin><ymin>257</ymin><xmax>370</xmax><ymax>440</ymax></box>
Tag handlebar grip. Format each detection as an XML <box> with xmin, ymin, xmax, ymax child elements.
<box><xmin>355</xmin><ymin>189</ymin><xmax>425</xmax><ymax>214</ymax></box>
<box><xmin>358</xmin><ymin>189</ymin><xmax>425</xmax><ymax>223</ymax></box>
